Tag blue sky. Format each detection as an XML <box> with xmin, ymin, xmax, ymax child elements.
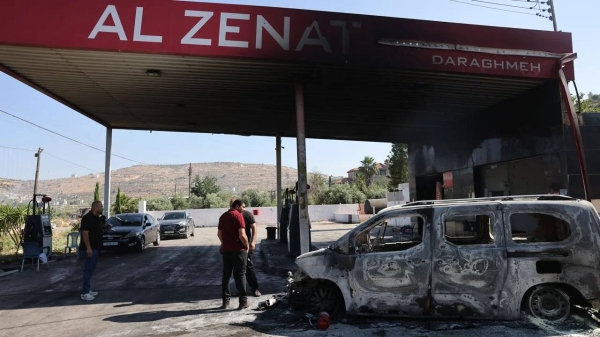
<box><xmin>0</xmin><ymin>0</ymin><xmax>598</xmax><ymax>181</ymax></box>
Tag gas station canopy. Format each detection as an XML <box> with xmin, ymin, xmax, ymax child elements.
<box><xmin>0</xmin><ymin>0</ymin><xmax>574</xmax><ymax>143</ymax></box>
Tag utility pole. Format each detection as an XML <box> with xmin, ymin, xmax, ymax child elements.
<box><xmin>548</xmin><ymin>0</ymin><xmax>558</xmax><ymax>32</ymax></box>
<box><xmin>188</xmin><ymin>163</ymin><xmax>192</xmax><ymax>198</ymax></box>
<box><xmin>175</xmin><ymin>184</ymin><xmax>177</xmax><ymax>196</ymax></box>
<box><xmin>33</xmin><ymin>147</ymin><xmax>43</xmax><ymax>196</ymax></box>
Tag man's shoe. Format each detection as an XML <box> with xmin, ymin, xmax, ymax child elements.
<box><xmin>252</xmin><ymin>290</ymin><xmax>261</xmax><ymax>297</ymax></box>
<box><xmin>89</xmin><ymin>291</ymin><xmax>98</xmax><ymax>296</ymax></box>
<box><xmin>220</xmin><ymin>300</ymin><xmax>231</xmax><ymax>310</ymax></box>
<box><xmin>80</xmin><ymin>293</ymin><xmax>95</xmax><ymax>301</ymax></box>
<box><xmin>238</xmin><ymin>302</ymin><xmax>250</xmax><ymax>310</ymax></box>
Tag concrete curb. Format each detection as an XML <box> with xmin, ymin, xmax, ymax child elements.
<box><xmin>0</xmin><ymin>269</ymin><xmax>18</xmax><ymax>278</ymax></box>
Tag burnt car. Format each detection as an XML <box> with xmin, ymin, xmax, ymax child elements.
<box><xmin>102</xmin><ymin>213</ymin><xmax>160</xmax><ymax>252</ymax></box>
<box><xmin>289</xmin><ymin>195</ymin><xmax>600</xmax><ymax>322</ymax></box>
<box><xmin>158</xmin><ymin>211</ymin><xmax>194</xmax><ymax>238</ymax></box>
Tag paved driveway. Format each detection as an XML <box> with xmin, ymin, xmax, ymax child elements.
<box><xmin>1</xmin><ymin>224</ymin><xmax>599</xmax><ymax>336</ymax></box>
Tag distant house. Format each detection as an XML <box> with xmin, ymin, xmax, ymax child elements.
<box><xmin>346</xmin><ymin>163</ymin><xmax>388</xmax><ymax>181</ymax></box>
<box><xmin>376</xmin><ymin>163</ymin><xmax>389</xmax><ymax>177</ymax></box>
<box><xmin>347</xmin><ymin>168</ymin><xmax>360</xmax><ymax>180</ymax></box>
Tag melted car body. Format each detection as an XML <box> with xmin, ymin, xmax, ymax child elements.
<box><xmin>290</xmin><ymin>195</ymin><xmax>600</xmax><ymax>321</ymax></box>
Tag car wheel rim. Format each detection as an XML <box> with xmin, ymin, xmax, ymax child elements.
<box><xmin>309</xmin><ymin>286</ymin><xmax>339</xmax><ymax>314</ymax></box>
<box><xmin>141</xmin><ymin>237</ymin><xmax>145</xmax><ymax>250</ymax></box>
<box><xmin>157</xmin><ymin>233</ymin><xmax>160</xmax><ymax>244</ymax></box>
<box><xmin>529</xmin><ymin>287</ymin><xmax>570</xmax><ymax>322</ymax></box>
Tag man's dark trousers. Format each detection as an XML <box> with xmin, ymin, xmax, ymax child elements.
<box><xmin>222</xmin><ymin>251</ymin><xmax>248</xmax><ymax>305</ymax></box>
<box><xmin>246</xmin><ymin>250</ymin><xmax>259</xmax><ymax>292</ymax></box>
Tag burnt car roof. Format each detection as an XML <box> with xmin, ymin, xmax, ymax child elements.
<box><xmin>382</xmin><ymin>195</ymin><xmax>582</xmax><ymax>213</ymax></box>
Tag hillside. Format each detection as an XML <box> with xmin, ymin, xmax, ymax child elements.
<box><xmin>0</xmin><ymin>162</ymin><xmax>299</xmax><ymax>204</ymax></box>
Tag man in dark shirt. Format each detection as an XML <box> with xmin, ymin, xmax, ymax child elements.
<box><xmin>79</xmin><ymin>201</ymin><xmax>104</xmax><ymax>301</ymax></box>
<box><xmin>218</xmin><ymin>199</ymin><xmax>250</xmax><ymax>310</ymax></box>
<box><xmin>241</xmin><ymin>202</ymin><xmax>260</xmax><ymax>297</ymax></box>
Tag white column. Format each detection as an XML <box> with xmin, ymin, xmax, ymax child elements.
<box><xmin>295</xmin><ymin>80</ymin><xmax>310</xmax><ymax>254</ymax></box>
<box><xmin>104</xmin><ymin>127</ymin><xmax>112</xmax><ymax>217</ymax></box>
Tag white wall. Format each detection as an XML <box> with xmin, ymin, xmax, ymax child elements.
<box><xmin>387</xmin><ymin>183</ymin><xmax>410</xmax><ymax>226</ymax></box>
<box><xmin>147</xmin><ymin>204</ymin><xmax>361</xmax><ymax>227</ymax></box>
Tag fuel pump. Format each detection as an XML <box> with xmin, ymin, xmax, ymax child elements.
<box><xmin>22</xmin><ymin>194</ymin><xmax>53</xmax><ymax>258</ymax></box>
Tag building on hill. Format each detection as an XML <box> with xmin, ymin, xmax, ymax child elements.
<box><xmin>345</xmin><ymin>163</ymin><xmax>389</xmax><ymax>182</ymax></box>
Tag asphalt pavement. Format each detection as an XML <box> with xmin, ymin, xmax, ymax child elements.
<box><xmin>0</xmin><ymin>223</ymin><xmax>599</xmax><ymax>336</ymax></box>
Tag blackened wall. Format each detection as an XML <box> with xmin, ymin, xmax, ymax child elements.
<box><xmin>408</xmin><ymin>80</ymin><xmax>575</xmax><ymax>201</ymax></box>
<box><xmin>565</xmin><ymin>113</ymin><xmax>600</xmax><ymax>199</ymax></box>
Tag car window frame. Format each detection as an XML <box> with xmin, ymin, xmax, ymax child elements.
<box><xmin>506</xmin><ymin>209</ymin><xmax>573</xmax><ymax>246</ymax></box>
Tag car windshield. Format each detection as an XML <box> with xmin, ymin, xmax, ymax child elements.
<box><xmin>163</xmin><ymin>212</ymin><xmax>185</xmax><ymax>220</ymax></box>
<box><xmin>107</xmin><ymin>215</ymin><xmax>143</xmax><ymax>227</ymax></box>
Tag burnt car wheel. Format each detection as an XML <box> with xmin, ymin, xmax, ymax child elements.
<box><xmin>309</xmin><ymin>283</ymin><xmax>344</xmax><ymax>316</ymax></box>
<box><xmin>527</xmin><ymin>285</ymin><xmax>571</xmax><ymax>322</ymax></box>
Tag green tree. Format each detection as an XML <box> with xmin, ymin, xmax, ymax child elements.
<box><xmin>240</xmin><ymin>189</ymin><xmax>271</xmax><ymax>207</ymax></box>
<box><xmin>203</xmin><ymin>193</ymin><xmax>228</xmax><ymax>209</ymax></box>
<box><xmin>359</xmin><ymin>156</ymin><xmax>378</xmax><ymax>186</ymax></box>
<box><xmin>112</xmin><ymin>188</ymin><xmax>138</xmax><ymax>214</ymax></box>
<box><xmin>572</xmin><ymin>92</ymin><xmax>600</xmax><ymax>113</ymax></box>
<box><xmin>146</xmin><ymin>197</ymin><xmax>172</xmax><ymax>211</ymax></box>
<box><xmin>386</xmin><ymin>143</ymin><xmax>409</xmax><ymax>191</ymax></box>
<box><xmin>94</xmin><ymin>182</ymin><xmax>100</xmax><ymax>201</ymax></box>
<box><xmin>189</xmin><ymin>196</ymin><xmax>204</xmax><ymax>209</ymax></box>
<box><xmin>308</xmin><ymin>172</ymin><xmax>328</xmax><ymax>205</ymax></box>
<box><xmin>191</xmin><ymin>175</ymin><xmax>221</xmax><ymax>199</ymax></box>
<box><xmin>0</xmin><ymin>204</ymin><xmax>27</xmax><ymax>257</ymax></box>
<box><xmin>354</xmin><ymin>172</ymin><xmax>368</xmax><ymax>194</ymax></box>
<box><xmin>320</xmin><ymin>184</ymin><xmax>366</xmax><ymax>204</ymax></box>
<box><xmin>171</xmin><ymin>196</ymin><xmax>190</xmax><ymax>210</ymax></box>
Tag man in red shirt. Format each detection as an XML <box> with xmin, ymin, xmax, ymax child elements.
<box><xmin>218</xmin><ymin>199</ymin><xmax>250</xmax><ymax>309</ymax></box>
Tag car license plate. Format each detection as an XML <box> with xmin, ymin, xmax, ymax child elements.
<box><xmin>165</xmin><ymin>231</ymin><xmax>174</xmax><ymax>234</ymax></box>
<box><xmin>103</xmin><ymin>242</ymin><xmax>118</xmax><ymax>246</ymax></box>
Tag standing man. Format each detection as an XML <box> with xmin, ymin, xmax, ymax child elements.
<box><xmin>218</xmin><ymin>199</ymin><xmax>249</xmax><ymax>310</ymax></box>
<box><xmin>79</xmin><ymin>200</ymin><xmax>104</xmax><ymax>301</ymax></box>
<box><xmin>241</xmin><ymin>202</ymin><xmax>261</xmax><ymax>297</ymax></box>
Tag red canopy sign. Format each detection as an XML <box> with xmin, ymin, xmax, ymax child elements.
<box><xmin>0</xmin><ymin>0</ymin><xmax>574</xmax><ymax>79</ymax></box>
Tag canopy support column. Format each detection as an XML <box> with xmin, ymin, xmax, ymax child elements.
<box><xmin>104</xmin><ymin>127</ymin><xmax>112</xmax><ymax>217</ymax></box>
<box><xmin>276</xmin><ymin>135</ymin><xmax>282</xmax><ymax>240</ymax></box>
<box><xmin>295</xmin><ymin>80</ymin><xmax>310</xmax><ymax>254</ymax></box>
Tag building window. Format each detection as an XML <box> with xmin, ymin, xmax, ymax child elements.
<box><xmin>510</xmin><ymin>213</ymin><xmax>571</xmax><ymax>244</ymax></box>
<box><xmin>444</xmin><ymin>214</ymin><xmax>494</xmax><ymax>246</ymax></box>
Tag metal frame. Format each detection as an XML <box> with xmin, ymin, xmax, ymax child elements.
<box><xmin>402</xmin><ymin>194</ymin><xmax>574</xmax><ymax>207</ymax></box>
<box><xmin>558</xmin><ymin>53</ymin><xmax>591</xmax><ymax>201</ymax></box>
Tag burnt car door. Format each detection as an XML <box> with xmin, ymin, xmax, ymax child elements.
<box><xmin>431</xmin><ymin>203</ymin><xmax>507</xmax><ymax>318</ymax></box>
<box><xmin>349</xmin><ymin>208</ymin><xmax>432</xmax><ymax>316</ymax></box>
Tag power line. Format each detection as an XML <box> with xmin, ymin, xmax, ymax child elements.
<box><xmin>44</xmin><ymin>152</ymin><xmax>102</xmax><ymax>173</ymax></box>
<box><xmin>468</xmin><ymin>0</ymin><xmax>539</xmax><ymax>9</ymax></box>
<box><xmin>0</xmin><ymin>145</ymin><xmax>35</xmax><ymax>152</ymax></box>
<box><xmin>0</xmin><ymin>109</ymin><xmax>147</xmax><ymax>165</ymax></box>
<box><xmin>0</xmin><ymin>145</ymin><xmax>101</xmax><ymax>174</ymax></box>
<box><xmin>449</xmin><ymin>0</ymin><xmax>541</xmax><ymax>15</ymax></box>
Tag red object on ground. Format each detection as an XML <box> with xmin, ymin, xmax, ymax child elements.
<box><xmin>317</xmin><ymin>312</ymin><xmax>330</xmax><ymax>330</ymax></box>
